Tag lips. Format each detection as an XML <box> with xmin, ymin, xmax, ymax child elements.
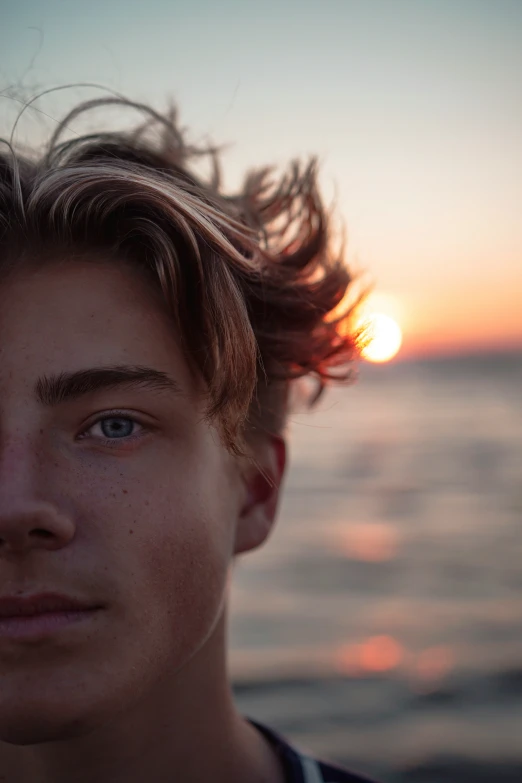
<box><xmin>0</xmin><ymin>593</ymin><xmax>104</xmax><ymax>642</ymax></box>
<box><xmin>0</xmin><ymin>593</ymin><xmax>101</xmax><ymax>618</ymax></box>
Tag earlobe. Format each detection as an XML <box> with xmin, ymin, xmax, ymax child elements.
<box><xmin>233</xmin><ymin>435</ymin><xmax>286</xmax><ymax>556</ymax></box>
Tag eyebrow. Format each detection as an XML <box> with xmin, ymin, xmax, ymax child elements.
<box><xmin>35</xmin><ymin>365</ymin><xmax>182</xmax><ymax>407</ymax></box>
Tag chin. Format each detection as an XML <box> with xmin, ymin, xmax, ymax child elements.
<box><xmin>0</xmin><ymin>702</ymin><xmax>99</xmax><ymax>745</ymax></box>
<box><xmin>0</xmin><ymin>680</ymin><xmax>119</xmax><ymax>746</ymax></box>
<box><xmin>0</xmin><ymin>716</ymin><xmax>83</xmax><ymax>746</ymax></box>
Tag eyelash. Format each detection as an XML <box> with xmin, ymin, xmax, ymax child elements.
<box><xmin>77</xmin><ymin>410</ymin><xmax>148</xmax><ymax>447</ymax></box>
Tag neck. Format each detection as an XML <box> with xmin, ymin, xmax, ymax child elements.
<box><xmin>0</xmin><ymin>611</ymin><xmax>285</xmax><ymax>783</ymax></box>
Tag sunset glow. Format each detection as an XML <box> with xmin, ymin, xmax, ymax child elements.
<box><xmin>360</xmin><ymin>313</ymin><xmax>403</xmax><ymax>363</ymax></box>
<box><xmin>327</xmin><ymin>522</ymin><xmax>399</xmax><ymax>562</ymax></box>
<box><xmin>335</xmin><ymin>635</ymin><xmax>404</xmax><ymax>676</ymax></box>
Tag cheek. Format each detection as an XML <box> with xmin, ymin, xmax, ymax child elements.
<box><xmin>143</xmin><ymin>488</ymin><xmax>231</xmax><ymax>620</ymax></box>
<box><xmin>125</xmin><ymin>475</ymin><xmax>234</xmax><ymax>670</ymax></box>
<box><xmin>107</xmin><ymin>464</ymin><xmax>233</xmax><ymax>647</ymax></box>
<box><xmin>61</xmin><ymin>438</ymin><xmax>236</xmax><ymax>661</ymax></box>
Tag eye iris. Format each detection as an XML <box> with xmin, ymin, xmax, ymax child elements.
<box><xmin>101</xmin><ymin>418</ymin><xmax>133</xmax><ymax>438</ymax></box>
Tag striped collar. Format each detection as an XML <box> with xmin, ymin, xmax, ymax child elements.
<box><xmin>247</xmin><ymin>717</ymin><xmax>377</xmax><ymax>783</ymax></box>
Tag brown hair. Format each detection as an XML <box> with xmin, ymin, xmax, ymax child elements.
<box><xmin>0</xmin><ymin>95</ymin><xmax>367</xmax><ymax>455</ymax></box>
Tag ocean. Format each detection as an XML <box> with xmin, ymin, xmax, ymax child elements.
<box><xmin>228</xmin><ymin>349</ymin><xmax>522</xmax><ymax>783</ymax></box>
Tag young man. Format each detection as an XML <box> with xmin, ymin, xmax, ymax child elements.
<box><xmin>0</xmin><ymin>97</ymin><xmax>376</xmax><ymax>783</ymax></box>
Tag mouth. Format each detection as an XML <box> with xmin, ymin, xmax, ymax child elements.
<box><xmin>0</xmin><ymin>608</ymin><xmax>103</xmax><ymax>642</ymax></box>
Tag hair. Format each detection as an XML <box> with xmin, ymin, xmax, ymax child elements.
<box><xmin>0</xmin><ymin>94</ymin><xmax>368</xmax><ymax>456</ymax></box>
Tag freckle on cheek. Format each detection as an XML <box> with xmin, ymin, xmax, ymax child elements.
<box><xmin>128</xmin><ymin>529</ymin><xmax>134</xmax><ymax>535</ymax></box>
<box><xmin>122</xmin><ymin>489</ymin><xmax>128</xmax><ymax>494</ymax></box>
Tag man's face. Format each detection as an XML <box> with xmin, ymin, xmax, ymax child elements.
<box><xmin>0</xmin><ymin>258</ymin><xmax>243</xmax><ymax>743</ymax></box>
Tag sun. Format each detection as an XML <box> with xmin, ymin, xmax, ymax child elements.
<box><xmin>359</xmin><ymin>312</ymin><xmax>403</xmax><ymax>363</ymax></box>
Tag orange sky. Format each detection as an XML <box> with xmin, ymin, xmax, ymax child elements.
<box><xmin>393</xmin><ymin>282</ymin><xmax>522</xmax><ymax>360</ymax></box>
<box><xmin>387</xmin><ymin>283</ymin><xmax>522</xmax><ymax>360</ymax></box>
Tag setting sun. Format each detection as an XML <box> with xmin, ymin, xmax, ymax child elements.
<box><xmin>360</xmin><ymin>312</ymin><xmax>403</xmax><ymax>363</ymax></box>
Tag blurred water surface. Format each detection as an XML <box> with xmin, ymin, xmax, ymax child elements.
<box><xmin>229</xmin><ymin>349</ymin><xmax>522</xmax><ymax>783</ymax></box>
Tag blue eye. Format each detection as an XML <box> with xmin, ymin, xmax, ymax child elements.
<box><xmin>99</xmin><ymin>417</ymin><xmax>135</xmax><ymax>439</ymax></box>
<box><xmin>78</xmin><ymin>412</ymin><xmax>146</xmax><ymax>445</ymax></box>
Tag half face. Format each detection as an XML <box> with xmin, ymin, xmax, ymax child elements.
<box><xmin>0</xmin><ymin>257</ymin><xmax>243</xmax><ymax>744</ymax></box>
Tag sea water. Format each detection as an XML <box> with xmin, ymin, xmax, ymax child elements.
<box><xmin>230</xmin><ymin>349</ymin><xmax>522</xmax><ymax>782</ymax></box>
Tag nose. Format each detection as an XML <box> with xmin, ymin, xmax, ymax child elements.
<box><xmin>0</xmin><ymin>440</ymin><xmax>75</xmax><ymax>556</ymax></box>
<box><xmin>0</xmin><ymin>503</ymin><xmax>75</xmax><ymax>555</ymax></box>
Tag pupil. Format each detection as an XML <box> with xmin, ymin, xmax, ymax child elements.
<box><xmin>101</xmin><ymin>418</ymin><xmax>133</xmax><ymax>438</ymax></box>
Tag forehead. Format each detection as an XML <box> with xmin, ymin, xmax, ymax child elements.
<box><xmin>0</xmin><ymin>258</ymin><xmax>191</xmax><ymax>390</ymax></box>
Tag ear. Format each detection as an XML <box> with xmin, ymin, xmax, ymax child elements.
<box><xmin>233</xmin><ymin>434</ymin><xmax>286</xmax><ymax>556</ymax></box>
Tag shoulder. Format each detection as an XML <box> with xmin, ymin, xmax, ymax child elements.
<box><xmin>246</xmin><ymin>718</ymin><xmax>378</xmax><ymax>783</ymax></box>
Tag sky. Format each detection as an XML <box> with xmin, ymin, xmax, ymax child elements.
<box><xmin>2</xmin><ymin>0</ymin><xmax>521</xmax><ymax>358</ymax></box>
